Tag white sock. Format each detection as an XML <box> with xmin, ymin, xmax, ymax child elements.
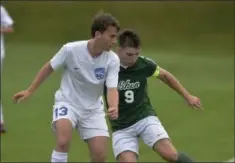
<box><xmin>51</xmin><ymin>150</ymin><xmax>68</xmax><ymax>163</ymax></box>
<box><xmin>0</xmin><ymin>104</ymin><xmax>4</xmax><ymax>124</ymax></box>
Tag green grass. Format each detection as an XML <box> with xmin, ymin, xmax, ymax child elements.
<box><xmin>1</xmin><ymin>42</ymin><xmax>234</xmax><ymax>162</ymax></box>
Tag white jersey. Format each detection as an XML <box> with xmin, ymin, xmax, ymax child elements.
<box><xmin>1</xmin><ymin>5</ymin><xmax>14</xmax><ymax>59</ymax></box>
<box><xmin>50</xmin><ymin>40</ymin><xmax>120</xmax><ymax>110</ymax></box>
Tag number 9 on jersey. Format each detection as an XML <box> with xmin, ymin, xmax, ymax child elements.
<box><xmin>124</xmin><ymin>90</ymin><xmax>134</xmax><ymax>103</ymax></box>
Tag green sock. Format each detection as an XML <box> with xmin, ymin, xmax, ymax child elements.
<box><xmin>176</xmin><ymin>152</ymin><xmax>194</xmax><ymax>163</ymax></box>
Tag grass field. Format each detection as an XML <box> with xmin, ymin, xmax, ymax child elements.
<box><xmin>1</xmin><ymin>42</ymin><xmax>234</xmax><ymax>162</ymax></box>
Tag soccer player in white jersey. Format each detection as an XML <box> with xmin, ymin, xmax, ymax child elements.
<box><xmin>1</xmin><ymin>5</ymin><xmax>14</xmax><ymax>134</ymax></box>
<box><xmin>12</xmin><ymin>13</ymin><xmax>120</xmax><ymax>162</ymax></box>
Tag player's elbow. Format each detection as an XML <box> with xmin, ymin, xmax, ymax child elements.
<box><xmin>42</xmin><ymin>62</ymin><xmax>54</xmax><ymax>75</ymax></box>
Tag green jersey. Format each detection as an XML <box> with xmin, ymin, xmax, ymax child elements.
<box><xmin>104</xmin><ymin>56</ymin><xmax>159</xmax><ymax>132</ymax></box>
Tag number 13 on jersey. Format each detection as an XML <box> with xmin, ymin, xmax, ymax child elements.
<box><xmin>124</xmin><ymin>90</ymin><xmax>134</xmax><ymax>103</ymax></box>
<box><xmin>54</xmin><ymin>107</ymin><xmax>68</xmax><ymax>118</ymax></box>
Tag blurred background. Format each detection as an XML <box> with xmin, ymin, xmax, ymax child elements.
<box><xmin>1</xmin><ymin>1</ymin><xmax>234</xmax><ymax>162</ymax></box>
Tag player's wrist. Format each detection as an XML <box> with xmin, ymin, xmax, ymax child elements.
<box><xmin>26</xmin><ymin>87</ymin><xmax>34</xmax><ymax>94</ymax></box>
<box><xmin>183</xmin><ymin>92</ymin><xmax>191</xmax><ymax>101</ymax></box>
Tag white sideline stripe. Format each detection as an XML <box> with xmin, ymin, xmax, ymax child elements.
<box><xmin>225</xmin><ymin>157</ymin><xmax>234</xmax><ymax>162</ymax></box>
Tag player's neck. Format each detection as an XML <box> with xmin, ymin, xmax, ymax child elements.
<box><xmin>87</xmin><ymin>39</ymin><xmax>103</xmax><ymax>58</ymax></box>
<box><xmin>121</xmin><ymin>63</ymin><xmax>128</xmax><ymax>69</ymax></box>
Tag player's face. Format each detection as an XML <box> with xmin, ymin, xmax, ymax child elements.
<box><xmin>96</xmin><ymin>26</ymin><xmax>118</xmax><ymax>51</ymax></box>
<box><xmin>117</xmin><ymin>47</ymin><xmax>140</xmax><ymax>66</ymax></box>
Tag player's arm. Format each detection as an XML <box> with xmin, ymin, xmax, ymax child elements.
<box><xmin>106</xmin><ymin>58</ymin><xmax>120</xmax><ymax>109</ymax></box>
<box><xmin>13</xmin><ymin>45</ymin><xmax>68</xmax><ymax>103</ymax></box>
<box><xmin>27</xmin><ymin>45</ymin><xmax>68</xmax><ymax>93</ymax></box>
<box><xmin>26</xmin><ymin>62</ymin><xmax>54</xmax><ymax>94</ymax></box>
<box><xmin>154</xmin><ymin>66</ymin><xmax>190</xmax><ymax>100</ymax></box>
<box><xmin>105</xmin><ymin>56</ymin><xmax>120</xmax><ymax>119</ymax></box>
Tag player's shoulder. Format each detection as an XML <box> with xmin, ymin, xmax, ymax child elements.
<box><xmin>105</xmin><ymin>50</ymin><xmax>120</xmax><ymax>62</ymax></box>
<box><xmin>138</xmin><ymin>55</ymin><xmax>157</xmax><ymax>66</ymax></box>
<box><xmin>63</xmin><ymin>40</ymin><xmax>88</xmax><ymax>50</ymax></box>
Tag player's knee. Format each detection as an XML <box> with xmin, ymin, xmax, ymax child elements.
<box><xmin>56</xmin><ymin>134</ymin><xmax>71</xmax><ymax>146</ymax></box>
<box><xmin>154</xmin><ymin>138</ymin><xmax>178</xmax><ymax>162</ymax></box>
<box><xmin>54</xmin><ymin>119</ymin><xmax>73</xmax><ymax>147</ymax></box>
<box><xmin>55</xmin><ymin>133</ymin><xmax>71</xmax><ymax>153</ymax></box>
<box><xmin>117</xmin><ymin>151</ymin><xmax>137</xmax><ymax>163</ymax></box>
<box><xmin>91</xmin><ymin>150</ymin><xmax>107</xmax><ymax>162</ymax></box>
<box><xmin>160</xmin><ymin>150</ymin><xmax>178</xmax><ymax>162</ymax></box>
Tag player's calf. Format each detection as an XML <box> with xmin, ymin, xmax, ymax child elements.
<box><xmin>117</xmin><ymin>151</ymin><xmax>137</xmax><ymax>163</ymax></box>
<box><xmin>153</xmin><ymin>138</ymin><xmax>194</xmax><ymax>163</ymax></box>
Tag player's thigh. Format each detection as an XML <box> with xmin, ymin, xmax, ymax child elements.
<box><xmin>140</xmin><ymin>116</ymin><xmax>170</xmax><ymax>148</ymax></box>
<box><xmin>77</xmin><ymin>107</ymin><xmax>109</xmax><ymax>160</ymax></box>
<box><xmin>52</xmin><ymin>102</ymin><xmax>77</xmax><ymax>140</ymax></box>
<box><xmin>78</xmin><ymin>107</ymin><xmax>109</xmax><ymax>140</ymax></box>
<box><xmin>112</xmin><ymin>129</ymin><xmax>139</xmax><ymax>160</ymax></box>
<box><xmin>140</xmin><ymin>116</ymin><xmax>177</xmax><ymax>160</ymax></box>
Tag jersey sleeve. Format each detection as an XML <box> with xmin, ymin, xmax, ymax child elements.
<box><xmin>105</xmin><ymin>54</ymin><xmax>120</xmax><ymax>88</ymax></box>
<box><xmin>1</xmin><ymin>6</ymin><xmax>14</xmax><ymax>27</ymax></box>
<box><xmin>142</xmin><ymin>56</ymin><xmax>160</xmax><ymax>77</ymax></box>
<box><xmin>50</xmin><ymin>45</ymin><xmax>68</xmax><ymax>70</ymax></box>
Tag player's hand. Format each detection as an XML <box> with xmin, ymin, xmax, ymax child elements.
<box><xmin>12</xmin><ymin>90</ymin><xmax>32</xmax><ymax>103</ymax></box>
<box><xmin>107</xmin><ymin>107</ymin><xmax>119</xmax><ymax>120</ymax></box>
<box><xmin>185</xmin><ymin>95</ymin><xmax>204</xmax><ymax>111</ymax></box>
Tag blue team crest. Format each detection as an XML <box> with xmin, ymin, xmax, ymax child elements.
<box><xmin>94</xmin><ymin>67</ymin><xmax>106</xmax><ymax>80</ymax></box>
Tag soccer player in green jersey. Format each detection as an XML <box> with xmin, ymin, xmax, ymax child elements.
<box><xmin>104</xmin><ymin>29</ymin><xmax>203</xmax><ymax>163</ymax></box>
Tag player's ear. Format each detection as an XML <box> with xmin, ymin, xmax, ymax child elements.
<box><xmin>95</xmin><ymin>31</ymin><xmax>102</xmax><ymax>38</ymax></box>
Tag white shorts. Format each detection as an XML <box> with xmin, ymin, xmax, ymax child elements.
<box><xmin>52</xmin><ymin>102</ymin><xmax>109</xmax><ymax>140</ymax></box>
<box><xmin>112</xmin><ymin>116</ymin><xmax>169</xmax><ymax>158</ymax></box>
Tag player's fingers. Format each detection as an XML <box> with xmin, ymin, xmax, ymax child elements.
<box><xmin>108</xmin><ymin>112</ymin><xmax>118</xmax><ymax>120</ymax></box>
<box><xmin>110</xmin><ymin>115</ymin><xmax>118</xmax><ymax>120</ymax></box>
<box><xmin>195</xmin><ymin>102</ymin><xmax>203</xmax><ymax>110</ymax></box>
<box><xmin>16</xmin><ymin>95</ymin><xmax>28</xmax><ymax>103</ymax></box>
<box><xmin>108</xmin><ymin>111</ymin><xmax>116</xmax><ymax>117</ymax></box>
<box><xmin>12</xmin><ymin>94</ymin><xmax>19</xmax><ymax>100</ymax></box>
<box><xmin>107</xmin><ymin>112</ymin><xmax>113</xmax><ymax>117</ymax></box>
<box><xmin>108</xmin><ymin>110</ymin><xmax>114</xmax><ymax>114</ymax></box>
<box><xmin>197</xmin><ymin>105</ymin><xmax>204</xmax><ymax>111</ymax></box>
<box><xmin>191</xmin><ymin>104</ymin><xmax>199</xmax><ymax>110</ymax></box>
<box><xmin>13</xmin><ymin>93</ymin><xmax>23</xmax><ymax>99</ymax></box>
<box><xmin>108</xmin><ymin>114</ymin><xmax>114</xmax><ymax>119</ymax></box>
<box><xmin>193</xmin><ymin>104</ymin><xmax>204</xmax><ymax>111</ymax></box>
<box><xmin>17</xmin><ymin>97</ymin><xmax>24</xmax><ymax>103</ymax></box>
<box><xmin>12</xmin><ymin>94</ymin><xmax>21</xmax><ymax>103</ymax></box>
<box><xmin>108</xmin><ymin>108</ymin><xmax>115</xmax><ymax>113</ymax></box>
